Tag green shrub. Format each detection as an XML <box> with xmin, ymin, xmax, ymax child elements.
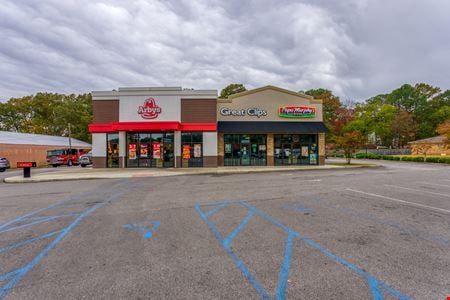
<box><xmin>392</xmin><ymin>156</ymin><xmax>401</xmax><ymax>160</ymax></box>
<box><xmin>439</xmin><ymin>157</ymin><xmax>450</xmax><ymax>164</ymax></box>
<box><xmin>424</xmin><ymin>157</ymin><xmax>440</xmax><ymax>163</ymax></box>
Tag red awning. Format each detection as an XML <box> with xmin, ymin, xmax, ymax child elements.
<box><xmin>88</xmin><ymin>122</ymin><xmax>216</xmax><ymax>133</ymax></box>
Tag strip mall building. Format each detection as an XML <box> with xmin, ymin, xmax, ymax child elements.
<box><xmin>89</xmin><ymin>85</ymin><xmax>327</xmax><ymax>168</ymax></box>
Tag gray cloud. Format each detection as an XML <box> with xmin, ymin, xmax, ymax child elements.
<box><xmin>0</xmin><ymin>0</ymin><xmax>449</xmax><ymax>101</ymax></box>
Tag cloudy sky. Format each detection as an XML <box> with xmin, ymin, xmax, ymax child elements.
<box><xmin>1</xmin><ymin>0</ymin><xmax>449</xmax><ymax>101</ymax></box>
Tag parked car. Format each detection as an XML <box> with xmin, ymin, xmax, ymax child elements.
<box><xmin>0</xmin><ymin>157</ymin><xmax>11</xmax><ymax>172</ymax></box>
<box><xmin>78</xmin><ymin>151</ymin><xmax>92</xmax><ymax>167</ymax></box>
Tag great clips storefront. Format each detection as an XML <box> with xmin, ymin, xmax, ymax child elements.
<box><xmin>89</xmin><ymin>87</ymin><xmax>218</xmax><ymax>168</ymax></box>
<box><xmin>217</xmin><ymin>86</ymin><xmax>327</xmax><ymax>166</ymax></box>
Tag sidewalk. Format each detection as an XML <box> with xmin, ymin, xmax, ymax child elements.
<box><xmin>3</xmin><ymin>163</ymin><xmax>376</xmax><ymax>183</ymax></box>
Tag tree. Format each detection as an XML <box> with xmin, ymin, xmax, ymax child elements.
<box><xmin>305</xmin><ymin>88</ymin><xmax>342</xmax><ymax>143</ymax></box>
<box><xmin>219</xmin><ymin>84</ymin><xmax>247</xmax><ymax>99</ymax></box>
<box><xmin>437</xmin><ymin>120</ymin><xmax>450</xmax><ymax>142</ymax></box>
<box><xmin>391</xmin><ymin>111</ymin><xmax>417</xmax><ymax>147</ymax></box>
<box><xmin>0</xmin><ymin>92</ymin><xmax>93</xmax><ymax>142</ymax></box>
<box><xmin>349</xmin><ymin>99</ymin><xmax>396</xmax><ymax>147</ymax></box>
<box><xmin>335</xmin><ymin>131</ymin><xmax>364</xmax><ymax>164</ymax></box>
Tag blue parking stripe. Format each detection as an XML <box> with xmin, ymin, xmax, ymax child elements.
<box><xmin>0</xmin><ymin>229</ymin><xmax>63</xmax><ymax>253</ymax></box>
<box><xmin>0</xmin><ymin>214</ymin><xmax>78</xmax><ymax>234</ymax></box>
<box><xmin>205</xmin><ymin>202</ymin><xmax>228</xmax><ymax>217</ymax></box>
<box><xmin>367</xmin><ymin>276</ymin><xmax>384</xmax><ymax>300</ymax></box>
<box><xmin>197</xmin><ymin>201</ymin><xmax>410</xmax><ymax>300</ymax></box>
<box><xmin>0</xmin><ymin>193</ymin><xmax>123</xmax><ymax>299</ymax></box>
<box><xmin>276</xmin><ymin>231</ymin><xmax>295</xmax><ymax>300</ymax></box>
<box><xmin>195</xmin><ymin>203</ymin><xmax>271</xmax><ymax>300</ymax></box>
<box><xmin>223</xmin><ymin>211</ymin><xmax>254</xmax><ymax>248</ymax></box>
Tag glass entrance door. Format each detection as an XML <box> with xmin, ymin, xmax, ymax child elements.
<box><xmin>282</xmin><ymin>144</ymin><xmax>292</xmax><ymax>165</ymax></box>
<box><xmin>127</xmin><ymin>132</ymin><xmax>174</xmax><ymax>168</ymax></box>
<box><xmin>241</xmin><ymin>143</ymin><xmax>250</xmax><ymax>166</ymax></box>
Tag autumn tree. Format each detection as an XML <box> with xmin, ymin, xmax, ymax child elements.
<box><xmin>219</xmin><ymin>84</ymin><xmax>247</xmax><ymax>99</ymax></box>
<box><xmin>437</xmin><ymin>120</ymin><xmax>450</xmax><ymax>142</ymax></box>
<box><xmin>305</xmin><ymin>88</ymin><xmax>342</xmax><ymax>143</ymax></box>
<box><xmin>335</xmin><ymin>131</ymin><xmax>364</xmax><ymax>164</ymax></box>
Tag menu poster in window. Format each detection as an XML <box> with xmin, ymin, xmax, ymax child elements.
<box><xmin>194</xmin><ymin>144</ymin><xmax>202</xmax><ymax>158</ymax></box>
<box><xmin>128</xmin><ymin>144</ymin><xmax>137</xmax><ymax>160</ymax></box>
<box><xmin>301</xmin><ymin>146</ymin><xmax>309</xmax><ymax>157</ymax></box>
<box><xmin>310</xmin><ymin>154</ymin><xmax>317</xmax><ymax>164</ymax></box>
<box><xmin>140</xmin><ymin>144</ymin><xmax>148</xmax><ymax>158</ymax></box>
<box><xmin>225</xmin><ymin>144</ymin><xmax>232</xmax><ymax>153</ymax></box>
<box><xmin>259</xmin><ymin>145</ymin><xmax>266</xmax><ymax>151</ymax></box>
<box><xmin>183</xmin><ymin>144</ymin><xmax>191</xmax><ymax>160</ymax></box>
<box><xmin>153</xmin><ymin>142</ymin><xmax>161</xmax><ymax>159</ymax></box>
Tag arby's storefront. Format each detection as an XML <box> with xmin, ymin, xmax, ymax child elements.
<box><xmin>88</xmin><ymin>85</ymin><xmax>327</xmax><ymax>168</ymax></box>
<box><xmin>88</xmin><ymin>87</ymin><xmax>218</xmax><ymax>168</ymax></box>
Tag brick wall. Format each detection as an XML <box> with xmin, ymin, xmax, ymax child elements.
<box><xmin>0</xmin><ymin>144</ymin><xmax>90</xmax><ymax>168</ymax></box>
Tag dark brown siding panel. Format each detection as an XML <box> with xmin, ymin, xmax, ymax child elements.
<box><xmin>92</xmin><ymin>157</ymin><xmax>107</xmax><ymax>168</ymax></box>
<box><xmin>181</xmin><ymin>99</ymin><xmax>217</xmax><ymax>123</ymax></box>
<box><xmin>203</xmin><ymin>156</ymin><xmax>218</xmax><ymax>167</ymax></box>
<box><xmin>319</xmin><ymin>156</ymin><xmax>325</xmax><ymax>165</ymax></box>
<box><xmin>93</xmin><ymin>100</ymin><xmax>119</xmax><ymax>124</ymax></box>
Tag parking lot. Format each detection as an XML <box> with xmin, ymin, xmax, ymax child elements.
<box><xmin>0</xmin><ymin>160</ymin><xmax>449</xmax><ymax>299</ymax></box>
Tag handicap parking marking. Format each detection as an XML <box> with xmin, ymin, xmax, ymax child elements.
<box><xmin>196</xmin><ymin>200</ymin><xmax>410</xmax><ymax>300</ymax></box>
<box><xmin>122</xmin><ymin>220</ymin><xmax>160</xmax><ymax>240</ymax></box>
<box><xmin>0</xmin><ymin>184</ymin><xmax>127</xmax><ymax>299</ymax></box>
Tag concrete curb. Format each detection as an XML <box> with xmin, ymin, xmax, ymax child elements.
<box><xmin>3</xmin><ymin>164</ymin><xmax>377</xmax><ymax>183</ymax></box>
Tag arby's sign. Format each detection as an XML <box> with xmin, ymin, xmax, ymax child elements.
<box><xmin>138</xmin><ymin>98</ymin><xmax>162</xmax><ymax>119</ymax></box>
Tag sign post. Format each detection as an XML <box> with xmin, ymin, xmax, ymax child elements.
<box><xmin>17</xmin><ymin>162</ymin><xmax>37</xmax><ymax>178</ymax></box>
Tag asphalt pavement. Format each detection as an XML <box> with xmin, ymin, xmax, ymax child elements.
<box><xmin>0</xmin><ymin>160</ymin><xmax>449</xmax><ymax>299</ymax></box>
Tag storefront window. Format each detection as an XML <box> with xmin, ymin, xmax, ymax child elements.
<box><xmin>274</xmin><ymin>134</ymin><xmax>318</xmax><ymax>165</ymax></box>
<box><xmin>181</xmin><ymin>132</ymin><xmax>203</xmax><ymax>167</ymax></box>
<box><xmin>107</xmin><ymin>133</ymin><xmax>119</xmax><ymax>168</ymax></box>
<box><xmin>224</xmin><ymin>134</ymin><xmax>266</xmax><ymax>166</ymax></box>
<box><xmin>126</xmin><ymin>132</ymin><xmax>174</xmax><ymax>168</ymax></box>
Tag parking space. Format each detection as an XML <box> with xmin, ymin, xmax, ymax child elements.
<box><xmin>0</xmin><ymin>160</ymin><xmax>449</xmax><ymax>299</ymax></box>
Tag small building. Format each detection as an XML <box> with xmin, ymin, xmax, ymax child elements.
<box><xmin>0</xmin><ymin>131</ymin><xmax>91</xmax><ymax>168</ymax></box>
<box><xmin>88</xmin><ymin>85</ymin><xmax>327</xmax><ymax>168</ymax></box>
<box><xmin>408</xmin><ymin>135</ymin><xmax>449</xmax><ymax>156</ymax></box>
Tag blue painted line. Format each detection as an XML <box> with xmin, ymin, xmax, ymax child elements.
<box><xmin>122</xmin><ymin>220</ymin><xmax>160</xmax><ymax>240</ymax></box>
<box><xmin>276</xmin><ymin>231</ymin><xmax>295</xmax><ymax>300</ymax></box>
<box><xmin>0</xmin><ymin>206</ymin><xmax>55</xmax><ymax>231</ymax></box>
<box><xmin>195</xmin><ymin>203</ymin><xmax>271</xmax><ymax>300</ymax></box>
<box><xmin>0</xmin><ymin>268</ymin><xmax>22</xmax><ymax>282</ymax></box>
<box><xmin>311</xmin><ymin>197</ymin><xmax>449</xmax><ymax>246</ymax></box>
<box><xmin>239</xmin><ymin>201</ymin><xmax>410</xmax><ymax>300</ymax></box>
<box><xmin>368</xmin><ymin>276</ymin><xmax>384</xmax><ymax>300</ymax></box>
<box><xmin>205</xmin><ymin>202</ymin><xmax>228</xmax><ymax>217</ymax></box>
<box><xmin>0</xmin><ymin>179</ymin><xmax>127</xmax><ymax>231</ymax></box>
<box><xmin>0</xmin><ymin>193</ymin><xmax>123</xmax><ymax>299</ymax></box>
<box><xmin>199</xmin><ymin>200</ymin><xmax>243</xmax><ymax>207</ymax></box>
<box><xmin>0</xmin><ymin>214</ymin><xmax>78</xmax><ymax>234</ymax></box>
<box><xmin>223</xmin><ymin>211</ymin><xmax>254</xmax><ymax>248</ymax></box>
<box><xmin>0</xmin><ymin>229</ymin><xmax>63</xmax><ymax>253</ymax></box>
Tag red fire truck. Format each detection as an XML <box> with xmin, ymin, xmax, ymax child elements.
<box><xmin>46</xmin><ymin>148</ymin><xmax>89</xmax><ymax>167</ymax></box>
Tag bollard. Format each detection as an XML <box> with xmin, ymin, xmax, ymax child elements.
<box><xmin>17</xmin><ymin>162</ymin><xmax>37</xmax><ymax>178</ymax></box>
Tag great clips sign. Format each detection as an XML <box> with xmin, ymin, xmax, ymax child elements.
<box><xmin>279</xmin><ymin>106</ymin><xmax>316</xmax><ymax>118</ymax></box>
<box><xmin>138</xmin><ymin>98</ymin><xmax>162</xmax><ymax>119</ymax></box>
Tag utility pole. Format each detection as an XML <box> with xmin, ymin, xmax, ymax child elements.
<box><xmin>68</xmin><ymin>123</ymin><xmax>72</xmax><ymax>152</ymax></box>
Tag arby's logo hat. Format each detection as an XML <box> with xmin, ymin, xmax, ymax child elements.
<box><xmin>138</xmin><ymin>97</ymin><xmax>162</xmax><ymax>119</ymax></box>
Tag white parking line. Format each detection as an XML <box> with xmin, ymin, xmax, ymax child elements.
<box><xmin>419</xmin><ymin>182</ymin><xmax>450</xmax><ymax>188</ymax></box>
<box><xmin>346</xmin><ymin>188</ymin><xmax>450</xmax><ymax>214</ymax></box>
<box><xmin>385</xmin><ymin>184</ymin><xmax>450</xmax><ymax>198</ymax></box>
